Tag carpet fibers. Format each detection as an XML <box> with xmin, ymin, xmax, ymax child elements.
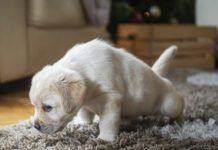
<box><xmin>0</xmin><ymin>69</ymin><xmax>218</xmax><ymax>149</ymax></box>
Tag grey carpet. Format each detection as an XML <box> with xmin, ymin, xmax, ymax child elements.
<box><xmin>0</xmin><ymin>69</ymin><xmax>218</xmax><ymax>150</ymax></box>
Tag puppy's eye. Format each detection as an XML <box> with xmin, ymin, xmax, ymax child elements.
<box><xmin>42</xmin><ymin>105</ymin><xmax>53</xmax><ymax>112</ymax></box>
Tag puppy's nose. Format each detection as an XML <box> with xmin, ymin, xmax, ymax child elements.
<box><xmin>34</xmin><ymin>123</ymin><xmax>41</xmax><ymax>131</ymax></box>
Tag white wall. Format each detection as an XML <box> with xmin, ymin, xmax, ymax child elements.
<box><xmin>196</xmin><ymin>0</ymin><xmax>218</xmax><ymax>26</ymax></box>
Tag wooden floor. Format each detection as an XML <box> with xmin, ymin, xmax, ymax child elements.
<box><xmin>0</xmin><ymin>88</ymin><xmax>33</xmax><ymax>128</ymax></box>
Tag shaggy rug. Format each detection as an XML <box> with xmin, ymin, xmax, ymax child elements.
<box><xmin>0</xmin><ymin>69</ymin><xmax>218</xmax><ymax>150</ymax></box>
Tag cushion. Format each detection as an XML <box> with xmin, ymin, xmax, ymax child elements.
<box><xmin>28</xmin><ymin>0</ymin><xmax>86</xmax><ymax>28</ymax></box>
<box><xmin>81</xmin><ymin>0</ymin><xmax>111</xmax><ymax>26</ymax></box>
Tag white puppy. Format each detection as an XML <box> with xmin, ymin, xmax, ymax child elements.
<box><xmin>29</xmin><ymin>39</ymin><xmax>184</xmax><ymax>141</ymax></box>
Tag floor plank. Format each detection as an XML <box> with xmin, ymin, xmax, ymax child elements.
<box><xmin>0</xmin><ymin>89</ymin><xmax>33</xmax><ymax>128</ymax></box>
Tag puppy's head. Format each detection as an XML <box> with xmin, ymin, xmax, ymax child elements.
<box><xmin>29</xmin><ymin>65</ymin><xmax>86</xmax><ymax>134</ymax></box>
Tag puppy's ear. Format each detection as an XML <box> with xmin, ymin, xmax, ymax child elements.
<box><xmin>56</xmin><ymin>70</ymin><xmax>86</xmax><ymax>113</ymax></box>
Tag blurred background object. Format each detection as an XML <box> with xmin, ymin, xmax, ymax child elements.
<box><xmin>0</xmin><ymin>0</ymin><xmax>110</xmax><ymax>84</ymax></box>
<box><xmin>107</xmin><ymin>0</ymin><xmax>218</xmax><ymax>69</ymax></box>
<box><xmin>196</xmin><ymin>0</ymin><xmax>218</xmax><ymax>27</ymax></box>
<box><xmin>107</xmin><ymin>0</ymin><xmax>195</xmax><ymax>41</ymax></box>
<box><xmin>196</xmin><ymin>0</ymin><xmax>218</xmax><ymax>63</ymax></box>
<box><xmin>116</xmin><ymin>24</ymin><xmax>216</xmax><ymax>69</ymax></box>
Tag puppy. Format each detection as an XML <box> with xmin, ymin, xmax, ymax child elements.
<box><xmin>29</xmin><ymin>39</ymin><xmax>184</xmax><ymax>141</ymax></box>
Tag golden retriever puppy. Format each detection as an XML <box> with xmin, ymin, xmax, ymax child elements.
<box><xmin>29</xmin><ymin>39</ymin><xmax>184</xmax><ymax>141</ymax></box>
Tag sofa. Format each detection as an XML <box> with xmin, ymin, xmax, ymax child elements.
<box><xmin>0</xmin><ymin>0</ymin><xmax>110</xmax><ymax>83</ymax></box>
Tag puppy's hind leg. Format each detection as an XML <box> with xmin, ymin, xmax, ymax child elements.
<box><xmin>159</xmin><ymin>92</ymin><xmax>185</xmax><ymax>124</ymax></box>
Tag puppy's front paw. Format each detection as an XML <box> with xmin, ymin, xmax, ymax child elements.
<box><xmin>97</xmin><ymin>134</ymin><xmax>115</xmax><ymax>142</ymax></box>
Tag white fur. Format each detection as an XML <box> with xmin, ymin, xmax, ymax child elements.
<box><xmin>30</xmin><ymin>39</ymin><xmax>184</xmax><ymax>141</ymax></box>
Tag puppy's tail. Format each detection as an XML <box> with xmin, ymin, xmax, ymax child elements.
<box><xmin>152</xmin><ymin>45</ymin><xmax>178</xmax><ymax>77</ymax></box>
